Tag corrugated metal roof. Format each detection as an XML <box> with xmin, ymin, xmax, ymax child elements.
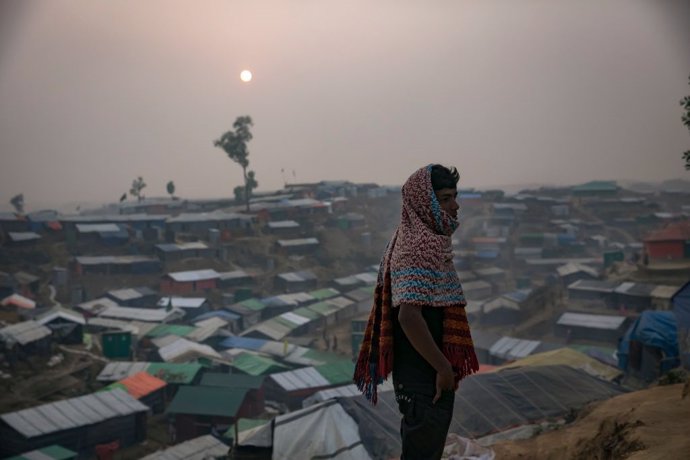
<box><xmin>140</xmin><ymin>434</ymin><xmax>228</xmax><ymax>460</ymax></box>
<box><xmin>268</xmin><ymin>220</ymin><xmax>300</xmax><ymax>229</ymax></box>
<box><xmin>219</xmin><ymin>336</ymin><xmax>267</xmax><ymax>351</ymax></box>
<box><xmin>613</xmin><ymin>282</ymin><xmax>656</xmax><ymax>297</ymax></box>
<box><xmin>97</xmin><ymin>362</ymin><xmax>149</xmax><ymax>381</ymax></box>
<box><xmin>165</xmin><ymin>211</ymin><xmax>244</xmax><ymax>224</ymax></box>
<box><xmin>77</xmin><ymin>297</ymin><xmax>120</xmax><ymax>314</ymax></box>
<box><xmin>327</xmin><ymin>296</ymin><xmax>354</xmax><ymax>308</ymax></box>
<box><xmin>75</xmin><ymin>255</ymin><xmax>158</xmax><ymax>265</ymax></box>
<box><xmin>280</xmin><ymin>312</ymin><xmax>311</xmax><ymax>326</ymax></box>
<box><xmin>489</xmin><ymin>336</ymin><xmax>541</xmax><ymax>360</ymax></box>
<box><xmin>308</xmin><ymin>288</ymin><xmax>340</xmax><ymax>300</ymax></box>
<box><xmin>234</xmin><ymin>298</ymin><xmax>267</xmax><ymax>311</ymax></box>
<box><xmin>231</xmin><ymin>352</ymin><xmax>288</xmax><ymax>376</ymax></box>
<box><xmin>166</xmin><ymin>269</ymin><xmax>220</xmax><ymax>282</ymax></box>
<box><xmin>342</xmin><ymin>285</ymin><xmax>374</xmax><ymax>302</ymax></box>
<box><xmin>187</xmin><ymin>317</ymin><xmax>228</xmax><ymax>342</ymax></box>
<box><xmin>193</xmin><ymin>310</ymin><xmax>240</xmax><ymax>322</ymax></box>
<box><xmin>277</xmin><ymin>237</ymin><xmax>319</xmax><ymax>247</ymax></box>
<box><xmin>292</xmin><ymin>306</ymin><xmax>321</xmax><ymax>321</ymax></box>
<box><xmin>0</xmin><ymin>320</ymin><xmax>52</xmax><ymax>346</ymax></box>
<box><xmin>201</xmin><ymin>372</ymin><xmax>264</xmax><ymax>389</ymax></box>
<box><xmin>353</xmin><ymin>272</ymin><xmax>377</xmax><ymax>284</ymax></box>
<box><xmin>145</xmin><ymin>363</ymin><xmax>203</xmax><ymax>384</ymax></box>
<box><xmin>307</xmin><ymin>301</ymin><xmax>340</xmax><ymax>317</ymax></box>
<box><xmin>277</xmin><ymin>271</ymin><xmax>315</xmax><ymax>283</ymax></box>
<box><xmin>155</xmin><ymin>241</ymin><xmax>209</xmax><ymax>252</ymax></box>
<box><xmin>107</xmin><ymin>286</ymin><xmax>155</xmax><ymax>301</ymax></box>
<box><xmin>167</xmin><ymin>385</ymin><xmax>248</xmax><ymax>417</ymax></box>
<box><xmin>0</xmin><ymin>389</ymin><xmax>147</xmax><ymax>438</ymax></box>
<box><xmin>6</xmin><ymin>444</ymin><xmax>77</xmax><ymax>460</ymax></box>
<box><xmin>556</xmin><ymin>312</ymin><xmax>626</xmax><ymax>330</ymax></box>
<box><xmin>556</xmin><ymin>263</ymin><xmax>599</xmax><ymax>278</ymax></box>
<box><xmin>8</xmin><ymin>232</ymin><xmax>41</xmax><ymax>242</ymax></box>
<box><xmin>333</xmin><ymin>275</ymin><xmax>360</xmax><ymax>287</ymax></box>
<box><xmin>118</xmin><ymin>371</ymin><xmax>166</xmax><ymax>398</ymax></box>
<box><xmin>314</xmin><ymin>361</ymin><xmax>355</xmax><ymax>385</ymax></box>
<box><xmin>76</xmin><ymin>223</ymin><xmax>121</xmax><ymax>233</ymax></box>
<box><xmin>85</xmin><ymin>318</ymin><xmax>139</xmax><ymax>334</ymax></box>
<box><xmin>269</xmin><ymin>366</ymin><xmax>330</xmax><ymax>391</ymax></box>
<box><xmin>218</xmin><ymin>269</ymin><xmax>252</xmax><ymax>280</ymax></box>
<box><xmin>99</xmin><ymin>306</ymin><xmax>184</xmax><ymax>323</ymax></box>
<box><xmin>147</xmin><ymin>324</ymin><xmax>196</xmax><ymax>338</ymax></box>
<box><xmin>567</xmin><ymin>279</ymin><xmax>619</xmax><ymax>293</ymax></box>
<box><xmin>157</xmin><ymin>297</ymin><xmax>207</xmax><ymax>309</ymax></box>
<box><xmin>158</xmin><ymin>338</ymin><xmax>222</xmax><ymax>362</ymax></box>
<box><xmin>36</xmin><ymin>307</ymin><xmax>86</xmax><ymax>326</ymax></box>
<box><xmin>251</xmin><ymin>321</ymin><xmax>292</xmax><ymax>340</ymax></box>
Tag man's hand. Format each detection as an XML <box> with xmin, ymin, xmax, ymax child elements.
<box><xmin>433</xmin><ymin>362</ymin><xmax>454</xmax><ymax>404</ymax></box>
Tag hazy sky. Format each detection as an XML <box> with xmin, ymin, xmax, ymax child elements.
<box><xmin>1</xmin><ymin>0</ymin><xmax>689</xmax><ymax>210</ymax></box>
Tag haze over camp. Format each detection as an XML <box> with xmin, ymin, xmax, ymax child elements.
<box><xmin>0</xmin><ymin>1</ymin><xmax>689</xmax><ymax>459</ymax></box>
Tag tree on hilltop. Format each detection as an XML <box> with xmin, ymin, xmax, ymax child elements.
<box><xmin>214</xmin><ymin>116</ymin><xmax>258</xmax><ymax>211</ymax></box>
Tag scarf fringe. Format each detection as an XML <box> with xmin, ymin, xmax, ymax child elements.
<box><xmin>443</xmin><ymin>343</ymin><xmax>480</xmax><ymax>385</ymax></box>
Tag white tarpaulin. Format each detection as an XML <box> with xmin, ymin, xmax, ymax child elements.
<box><xmin>272</xmin><ymin>400</ymin><xmax>371</xmax><ymax>460</ymax></box>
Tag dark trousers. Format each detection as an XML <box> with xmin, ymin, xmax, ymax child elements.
<box><xmin>395</xmin><ymin>382</ymin><xmax>455</xmax><ymax>460</ymax></box>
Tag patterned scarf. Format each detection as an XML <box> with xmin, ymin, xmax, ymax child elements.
<box><xmin>354</xmin><ymin>165</ymin><xmax>478</xmax><ymax>404</ymax></box>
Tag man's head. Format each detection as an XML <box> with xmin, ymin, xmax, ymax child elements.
<box><xmin>430</xmin><ymin>164</ymin><xmax>460</xmax><ymax>218</ymax></box>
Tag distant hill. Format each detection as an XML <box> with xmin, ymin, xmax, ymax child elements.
<box><xmin>620</xmin><ymin>179</ymin><xmax>690</xmax><ymax>194</ymax></box>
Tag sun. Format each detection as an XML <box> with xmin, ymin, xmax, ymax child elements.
<box><xmin>240</xmin><ymin>70</ymin><xmax>253</xmax><ymax>83</ymax></box>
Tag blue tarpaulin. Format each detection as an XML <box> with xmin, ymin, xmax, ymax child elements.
<box><xmin>219</xmin><ymin>336</ymin><xmax>267</xmax><ymax>351</ymax></box>
<box><xmin>618</xmin><ymin>310</ymin><xmax>679</xmax><ymax>373</ymax></box>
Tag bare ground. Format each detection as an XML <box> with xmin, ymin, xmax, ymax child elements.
<box><xmin>491</xmin><ymin>383</ymin><xmax>690</xmax><ymax>460</ymax></box>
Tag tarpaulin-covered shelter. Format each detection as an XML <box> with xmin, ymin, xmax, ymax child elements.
<box><xmin>140</xmin><ymin>434</ymin><xmax>228</xmax><ymax>460</ymax></box>
<box><xmin>160</xmin><ymin>269</ymin><xmax>220</xmax><ymax>295</ymax></box>
<box><xmin>5</xmin><ymin>444</ymin><xmax>77</xmax><ymax>460</ymax></box>
<box><xmin>103</xmin><ymin>371</ymin><xmax>168</xmax><ymax>413</ymax></box>
<box><xmin>35</xmin><ymin>306</ymin><xmax>85</xmax><ymax>344</ymax></box>
<box><xmin>0</xmin><ymin>320</ymin><xmax>52</xmax><ymax>361</ymax></box>
<box><xmin>264</xmin><ymin>361</ymin><xmax>355</xmax><ymax>409</ymax></box>
<box><xmin>238</xmin><ymin>365</ymin><xmax>625</xmax><ymax>460</ymax></box>
<box><xmin>166</xmin><ymin>385</ymin><xmax>251</xmax><ymax>442</ymax></box>
<box><xmin>274</xmin><ymin>270</ymin><xmax>318</xmax><ymax>293</ymax></box>
<box><xmin>229</xmin><ymin>352</ymin><xmax>290</xmax><ymax>376</ymax></box>
<box><xmin>201</xmin><ymin>372</ymin><xmax>265</xmax><ymax>416</ymax></box>
<box><xmin>97</xmin><ymin>362</ymin><xmax>203</xmax><ymax>402</ymax></box>
<box><xmin>496</xmin><ymin>347</ymin><xmax>622</xmax><ymax>382</ymax></box>
<box><xmin>106</xmin><ymin>286</ymin><xmax>157</xmax><ymax>307</ymax></box>
<box><xmin>0</xmin><ymin>389</ymin><xmax>148</xmax><ymax>458</ymax></box>
<box><xmin>555</xmin><ymin>311</ymin><xmax>628</xmax><ymax>343</ymax></box>
<box><xmin>672</xmin><ymin>281</ymin><xmax>690</xmax><ymax>369</ymax></box>
<box><xmin>617</xmin><ymin>310</ymin><xmax>680</xmax><ymax>382</ymax></box>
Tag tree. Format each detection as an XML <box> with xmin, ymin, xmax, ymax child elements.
<box><xmin>233</xmin><ymin>170</ymin><xmax>258</xmax><ymax>204</ymax></box>
<box><xmin>130</xmin><ymin>176</ymin><xmax>147</xmax><ymax>202</ymax></box>
<box><xmin>681</xmin><ymin>75</ymin><xmax>690</xmax><ymax>170</ymax></box>
<box><xmin>9</xmin><ymin>194</ymin><xmax>24</xmax><ymax>214</ymax></box>
<box><xmin>214</xmin><ymin>116</ymin><xmax>257</xmax><ymax>211</ymax></box>
<box><xmin>166</xmin><ymin>180</ymin><xmax>176</xmax><ymax>200</ymax></box>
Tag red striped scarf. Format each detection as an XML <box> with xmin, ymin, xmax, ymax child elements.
<box><xmin>354</xmin><ymin>165</ymin><xmax>478</xmax><ymax>404</ymax></box>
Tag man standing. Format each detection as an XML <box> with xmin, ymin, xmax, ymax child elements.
<box><xmin>354</xmin><ymin>164</ymin><xmax>478</xmax><ymax>460</ymax></box>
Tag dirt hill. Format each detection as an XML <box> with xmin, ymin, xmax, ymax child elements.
<box><xmin>491</xmin><ymin>382</ymin><xmax>690</xmax><ymax>460</ymax></box>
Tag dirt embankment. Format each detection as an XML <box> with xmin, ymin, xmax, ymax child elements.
<box><xmin>492</xmin><ymin>383</ymin><xmax>690</xmax><ymax>460</ymax></box>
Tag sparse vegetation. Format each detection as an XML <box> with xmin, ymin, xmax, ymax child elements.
<box><xmin>129</xmin><ymin>176</ymin><xmax>147</xmax><ymax>202</ymax></box>
<box><xmin>214</xmin><ymin>116</ymin><xmax>258</xmax><ymax>211</ymax></box>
